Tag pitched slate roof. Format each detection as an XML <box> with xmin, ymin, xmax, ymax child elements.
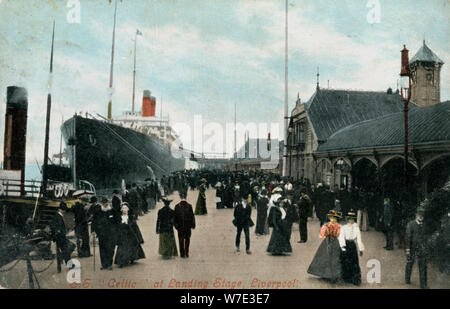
<box><xmin>317</xmin><ymin>101</ymin><xmax>450</xmax><ymax>153</ymax></box>
<box><xmin>305</xmin><ymin>89</ymin><xmax>410</xmax><ymax>142</ymax></box>
<box><xmin>410</xmin><ymin>41</ymin><xmax>444</xmax><ymax>65</ymax></box>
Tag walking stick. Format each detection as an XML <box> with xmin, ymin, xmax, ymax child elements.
<box><xmin>56</xmin><ymin>243</ymin><xmax>62</xmax><ymax>273</ymax></box>
<box><xmin>92</xmin><ymin>232</ymin><xmax>96</xmax><ymax>272</ymax></box>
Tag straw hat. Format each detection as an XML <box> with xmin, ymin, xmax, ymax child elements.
<box><xmin>327</xmin><ymin>210</ymin><xmax>342</xmax><ymax>219</ymax></box>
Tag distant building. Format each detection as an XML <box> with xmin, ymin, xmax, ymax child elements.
<box><xmin>287</xmin><ymin>41</ymin><xmax>449</xmax><ymax>201</ymax></box>
<box><xmin>230</xmin><ymin>138</ymin><xmax>283</xmax><ymax>173</ymax></box>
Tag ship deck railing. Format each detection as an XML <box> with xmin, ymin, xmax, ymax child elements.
<box><xmin>0</xmin><ymin>179</ymin><xmax>41</xmax><ymax>198</ymax></box>
<box><xmin>0</xmin><ymin>179</ymin><xmax>77</xmax><ymax>198</ymax></box>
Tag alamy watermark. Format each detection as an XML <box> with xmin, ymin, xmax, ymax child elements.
<box><xmin>366</xmin><ymin>0</ymin><xmax>381</xmax><ymax>24</ymax></box>
<box><xmin>366</xmin><ymin>258</ymin><xmax>381</xmax><ymax>283</ymax></box>
<box><xmin>67</xmin><ymin>0</ymin><xmax>81</xmax><ymax>24</ymax></box>
<box><xmin>170</xmin><ymin>115</ymin><xmax>280</xmax><ymax>169</ymax></box>
<box><xmin>66</xmin><ymin>258</ymin><xmax>81</xmax><ymax>284</ymax></box>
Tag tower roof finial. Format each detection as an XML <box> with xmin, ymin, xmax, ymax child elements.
<box><xmin>316</xmin><ymin>66</ymin><xmax>320</xmax><ymax>90</ymax></box>
<box><xmin>410</xmin><ymin>40</ymin><xmax>444</xmax><ymax>65</ymax></box>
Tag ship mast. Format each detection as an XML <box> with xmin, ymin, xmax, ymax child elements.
<box><xmin>282</xmin><ymin>0</ymin><xmax>289</xmax><ymax>177</ymax></box>
<box><xmin>132</xmin><ymin>29</ymin><xmax>142</xmax><ymax>114</ymax></box>
<box><xmin>107</xmin><ymin>0</ymin><xmax>119</xmax><ymax>120</ymax></box>
<box><xmin>59</xmin><ymin>115</ymin><xmax>63</xmax><ymax>166</ymax></box>
<box><xmin>234</xmin><ymin>102</ymin><xmax>236</xmax><ymax>159</ymax></box>
<box><xmin>41</xmin><ymin>21</ymin><xmax>55</xmax><ymax>197</ymax></box>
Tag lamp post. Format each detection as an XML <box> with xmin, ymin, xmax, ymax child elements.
<box><xmin>288</xmin><ymin>125</ymin><xmax>293</xmax><ymax>178</ymax></box>
<box><xmin>400</xmin><ymin>45</ymin><xmax>411</xmax><ymax>192</ymax></box>
<box><xmin>336</xmin><ymin>159</ymin><xmax>344</xmax><ymax>189</ymax></box>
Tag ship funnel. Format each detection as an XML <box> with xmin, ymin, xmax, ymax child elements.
<box><xmin>3</xmin><ymin>86</ymin><xmax>28</xmax><ymax>195</ymax></box>
<box><xmin>142</xmin><ymin>90</ymin><xmax>156</xmax><ymax>117</ymax></box>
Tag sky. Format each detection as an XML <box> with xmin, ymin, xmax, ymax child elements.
<box><xmin>0</xmin><ymin>0</ymin><xmax>449</xmax><ymax>180</ymax></box>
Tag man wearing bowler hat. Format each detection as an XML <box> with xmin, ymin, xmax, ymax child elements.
<box><xmin>174</xmin><ymin>190</ymin><xmax>196</xmax><ymax>258</ymax></box>
<box><xmin>50</xmin><ymin>202</ymin><xmax>75</xmax><ymax>267</ymax></box>
<box><xmin>71</xmin><ymin>193</ymin><xmax>91</xmax><ymax>258</ymax></box>
<box><xmin>405</xmin><ymin>204</ymin><xmax>429</xmax><ymax>289</ymax></box>
<box><xmin>111</xmin><ymin>189</ymin><xmax>122</xmax><ymax>217</ymax></box>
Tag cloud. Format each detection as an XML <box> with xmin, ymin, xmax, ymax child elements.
<box><xmin>0</xmin><ymin>0</ymin><xmax>448</xmax><ymax>168</ymax></box>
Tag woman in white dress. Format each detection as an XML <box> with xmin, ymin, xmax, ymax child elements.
<box><xmin>339</xmin><ymin>210</ymin><xmax>365</xmax><ymax>286</ymax></box>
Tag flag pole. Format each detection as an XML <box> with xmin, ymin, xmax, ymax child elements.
<box><xmin>41</xmin><ymin>20</ymin><xmax>55</xmax><ymax>197</ymax></box>
<box><xmin>282</xmin><ymin>0</ymin><xmax>289</xmax><ymax>177</ymax></box>
<box><xmin>132</xmin><ymin>30</ymin><xmax>137</xmax><ymax>114</ymax></box>
<box><xmin>107</xmin><ymin>0</ymin><xmax>118</xmax><ymax>120</ymax></box>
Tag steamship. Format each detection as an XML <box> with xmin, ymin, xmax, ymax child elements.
<box><xmin>59</xmin><ymin>3</ymin><xmax>198</xmax><ymax>191</ymax></box>
<box><xmin>61</xmin><ymin>91</ymin><xmax>190</xmax><ymax>190</ymax></box>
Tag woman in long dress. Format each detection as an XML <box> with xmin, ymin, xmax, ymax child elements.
<box><xmin>255</xmin><ymin>189</ymin><xmax>269</xmax><ymax>235</ymax></box>
<box><xmin>114</xmin><ymin>203</ymin><xmax>146</xmax><ymax>267</ymax></box>
<box><xmin>339</xmin><ymin>210</ymin><xmax>364</xmax><ymax>286</ymax></box>
<box><xmin>215</xmin><ymin>182</ymin><xmax>224</xmax><ymax>209</ymax></box>
<box><xmin>280</xmin><ymin>195</ymin><xmax>299</xmax><ymax>243</ymax></box>
<box><xmin>195</xmin><ymin>179</ymin><xmax>208</xmax><ymax>215</ymax></box>
<box><xmin>267</xmin><ymin>198</ymin><xmax>292</xmax><ymax>255</ymax></box>
<box><xmin>129</xmin><ymin>207</ymin><xmax>144</xmax><ymax>245</ymax></box>
<box><xmin>307</xmin><ymin>210</ymin><xmax>342</xmax><ymax>282</ymax></box>
<box><xmin>156</xmin><ymin>198</ymin><xmax>178</xmax><ymax>259</ymax></box>
<box><xmin>91</xmin><ymin>197</ymin><xmax>118</xmax><ymax>270</ymax></box>
<box><xmin>224</xmin><ymin>182</ymin><xmax>234</xmax><ymax>209</ymax></box>
<box><xmin>250</xmin><ymin>186</ymin><xmax>259</xmax><ymax>208</ymax></box>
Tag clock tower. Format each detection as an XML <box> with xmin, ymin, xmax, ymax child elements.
<box><xmin>409</xmin><ymin>41</ymin><xmax>444</xmax><ymax>107</ymax></box>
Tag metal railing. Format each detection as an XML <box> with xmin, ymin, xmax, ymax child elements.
<box><xmin>0</xmin><ymin>179</ymin><xmax>41</xmax><ymax>197</ymax></box>
<box><xmin>0</xmin><ymin>179</ymin><xmax>90</xmax><ymax>199</ymax></box>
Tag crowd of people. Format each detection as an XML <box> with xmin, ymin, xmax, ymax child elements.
<box><xmin>50</xmin><ymin>168</ymin><xmax>449</xmax><ymax>289</ymax></box>
<box><xmin>192</xmin><ymin>170</ymin><xmax>367</xmax><ymax>286</ymax></box>
<box><xmin>52</xmin><ymin>175</ymin><xmax>196</xmax><ymax>269</ymax></box>
<box><xmin>54</xmin><ymin>192</ymin><xmax>147</xmax><ymax>270</ymax></box>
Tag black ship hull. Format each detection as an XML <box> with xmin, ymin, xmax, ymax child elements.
<box><xmin>61</xmin><ymin>116</ymin><xmax>186</xmax><ymax>190</ymax></box>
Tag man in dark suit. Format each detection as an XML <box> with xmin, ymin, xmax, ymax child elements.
<box><xmin>144</xmin><ymin>180</ymin><xmax>156</xmax><ymax>210</ymax></box>
<box><xmin>234</xmin><ymin>198</ymin><xmax>254</xmax><ymax>254</ymax></box>
<box><xmin>297</xmin><ymin>191</ymin><xmax>312</xmax><ymax>243</ymax></box>
<box><xmin>72</xmin><ymin>196</ymin><xmax>91</xmax><ymax>258</ymax></box>
<box><xmin>405</xmin><ymin>206</ymin><xmax>429</xmax><ymax>289</ymax></box>
<box><xmin>112</xmin><ymin>189</ymin><xmax>122</xmax><ymax>217</ymax></box>
<box><xmin>383</xmin><ymin>197</ymin><xmax>394</xmax><ymax>250</ymax></box>
<box><xmin>50</xmin><ymin>202</ymin><xmax>75</xmax><ymax>266</ymax></box>
<box><xmin>174</xmin><ymin>190</ymin><xmax>196</xmax><ymax>258</ymax></box>
<box><xmin>314</xmin><ymin>184</ymin><xmax>328</xmax><ymax>226</ymax></box>
<box><xmin>128</xmin><ymin>184</ymin><xmax>140</xmax><ymax>219</ymax></box>
<box><xmin>281</xmin><ymin>193</ymin><xmax>298</xmax><ymax>243</ymax></box>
